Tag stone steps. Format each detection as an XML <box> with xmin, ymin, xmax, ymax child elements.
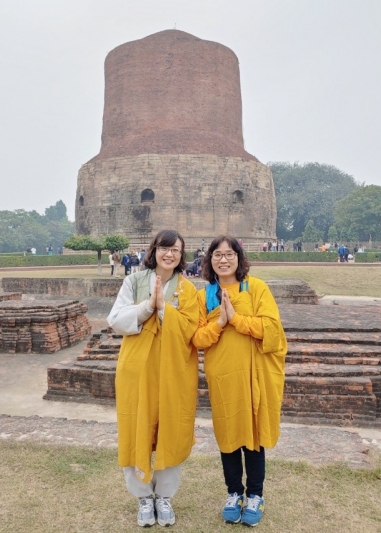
<box><xmin>286</xmin><ymin>342</ymin><xmax>381</xmax><ymax>365</ymax></box>
<box><xmin>286</xmin><ymin>331</ymin><xmax>381</xmax><ymax>345</ymax></box>
<box><xmin>44</xmin><ymin>303</ymin><xmax>381</xmax><ymax>426</ymax></box>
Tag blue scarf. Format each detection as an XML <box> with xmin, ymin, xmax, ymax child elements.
<box><xmin>205</xmin><ymin>279</ymin><xmax>249</xmax><ymax>314</ymax></box>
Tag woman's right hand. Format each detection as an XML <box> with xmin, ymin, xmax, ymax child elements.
<box><xmin>148</xmin><ymin>282</ymin><xmax>156</xmax><ymax>310</ymax></box>
<box><xmin>217</xmin><ymin>290</ymin><xmax>228</xmax><ymax>328</ymax></box>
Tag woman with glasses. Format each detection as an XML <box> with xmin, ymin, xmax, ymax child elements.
<box><xmin>107</xmin><ymin>229</ymin><xmax>199</xmax><ymax>528</ymax></box>
<box><xmin>192</xmin><ymin>235</ymin><xmax>287</xmax><ymax>527</ymax></box>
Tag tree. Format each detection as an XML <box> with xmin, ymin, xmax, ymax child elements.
<box><xmin>45</xmin><ymin>200</ymin><xmax>67</xmax><ymax>222</ymax></box>
<box><xmin>327</xmin><ymin>225</ymin><xmax>339</xmax><ymax>243</ymax></box>
<box><xmin>334</xmin><ymin>185</ymin><xmax>381</xmax><ymax>242</ymax></box>
<box><xmin>0</xmin><ymin>201</ymin><xmax>74</xmax><ymax>253</ymax></box>
<box><xmin>302</xmin><ymin>220</ymin><xmax>323</xmax><ymax>244</ymax></box>
<box><xmin>269</xmin><ymin>162</ymin><xmax>358</xmax><ymax>240</ymax></box>
<box><xmin>64</xmin><ymin>234</ymin><xmax>129</xmax><ymax>275</ymax></box>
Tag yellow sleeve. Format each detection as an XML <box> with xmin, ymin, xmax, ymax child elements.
<box><xmin>229</xmin><ymin>313</ymin><xmax>264</xmax><ymax>339</ymax></box>
<box><xmin>163</xmin><ymin>278</ymin><xmax>199</xmax><ymax>343</ymax></box>
<box><xmin>192</xmin><ymin>289</ymin><xmax>224</xmax><ymax>349</ymax></box>
<box><xmin>251</xmin><ymin>279</ymin><xmax>287</xmax><ymax>355</ymax></box>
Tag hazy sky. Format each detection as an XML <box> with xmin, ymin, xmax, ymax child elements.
<box><xmin>1</xmin><ymin>0</ymin><xmax>380</xmax><ymax>220</ymax></box>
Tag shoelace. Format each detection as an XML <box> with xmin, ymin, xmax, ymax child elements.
<box><xmin>156</xmin><ymin>497</ymin><xmax>172</xmax><ymax>513</ymax></box>
<box><xmin>139</xmin><ymin>498</ymin><xmax>154</xmax><ymax>513</ymax></box>
<box><xmin>246</xmin><ymin>495</ymin><xmax>262</xmax><ymax>511</ymax></box>
<box><xmin>225</xmin><ymin>493</ymin><xmax>241</xmax><ymax>507</ymax></box>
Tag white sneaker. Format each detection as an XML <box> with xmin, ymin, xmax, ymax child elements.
<box><xmin>155</xmin><ymin>496</ymin><xmax>176</xmax><ymax>527</ymax></box>
<box><xmin>137</xmin><ymin>496</ymin><xmax>155</xmax><ymax>527</ymax></box>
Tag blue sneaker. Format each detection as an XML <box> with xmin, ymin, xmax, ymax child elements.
<box><xmin>222</xmin><ymin>492</ymin><xmax>244</xmax><ymax>523</ymax></box>
<box><xmin>241</xmin><ymin>495</ymin><xmax>264</xmax><ymax>527</ymax></box>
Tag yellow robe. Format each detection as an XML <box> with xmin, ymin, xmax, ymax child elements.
<box><xmin>192</xmin><ymin>276</ymin><xmax>287</xmax><ymax>452</ymax></box>
<box><xmin>114</xmin><ymin>274</ymin><xmax>199</xmax><ymax>482</ymax></box>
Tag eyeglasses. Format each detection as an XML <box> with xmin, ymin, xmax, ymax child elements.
<box><xmin>211</xmin><ymin>251</ymin><xmax>237</xmax><ymax>261</ymax></box>
<box><xmin>157</xmin><ymin>246</ymin><xmax>182</xmax><ymax>256</ymax></box>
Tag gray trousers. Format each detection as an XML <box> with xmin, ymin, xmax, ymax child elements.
<box><xmin>123</xmin><ymin>465</ymin><xmax>181</xmax><ymax>498</ymax></box>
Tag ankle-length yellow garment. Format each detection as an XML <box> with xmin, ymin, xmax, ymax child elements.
<box><xmin>193</xmin><ymin>276</ymin><xmax>287</xmax><ymax>452</ymax></box>
<box><xmin>110</xmin><ymin>272</ymin><xmax>199</xmax><ymax>483</ymax></box>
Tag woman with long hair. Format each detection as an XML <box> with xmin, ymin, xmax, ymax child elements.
<box><xmin>192</xmin><ymin>235</ymin><xmax>287</xmax><ymax>527</ymax></box>
<box><xmin>108</xmin><ymin>229</ymin><xmax>199</xmax><ymax>528</ymax></box>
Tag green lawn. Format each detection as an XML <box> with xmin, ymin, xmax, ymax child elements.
<box><xmin>0</xmin><ymin>442</ymin><xmax>380</xmax><ymax>533</ymax></box>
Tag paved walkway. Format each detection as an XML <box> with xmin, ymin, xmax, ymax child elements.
<box><xmin>1</xmin><ymin>300</ymin><xmax>381</xmax><ymax>470</ymax></box>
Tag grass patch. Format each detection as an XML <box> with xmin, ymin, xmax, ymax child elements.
<box><xmin>250</xmin><ymin>265</ymin><xmax>381</xmax><ymax>297</ymax></box>
<box><xmin>0</xmin><ymin>442</ymin><xmax>380</xmax><ymax>533</ymax></box>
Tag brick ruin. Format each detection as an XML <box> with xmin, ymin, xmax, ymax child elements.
<box><xmin>0</xmin><ymin>292</ymin><xmax>22</xmax><ymax>302</ymax></box>
<box><xmin>43</xmin><ymin>282</ymin><xmax>381</xmax><ymax>427</ymax></box>
<box><xmin>0</xmin><ymin>300</ymin><xmax>91</xmax><ymax>354</ymax></box>
<box><xmin>75</xmin><ymin>30</ymin><xmax>277</xmax><ymax>243</ymax></box>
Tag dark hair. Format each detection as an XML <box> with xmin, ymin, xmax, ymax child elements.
<box><xmin>143</xmin><ymin>229</ymin><xmax>187</xmax><ymax>273</ymax></box>
<box><xmin>202</xmin><ymin>235</ymin><xmax>250</xmax><ymax>282</ymax></box>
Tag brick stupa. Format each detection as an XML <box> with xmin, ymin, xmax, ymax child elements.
<box><xmin>75</xmin><ymin>30</ymin><xmax>277</xmax><ymax>242</ymax></box>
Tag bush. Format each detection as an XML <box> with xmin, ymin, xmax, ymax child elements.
<box><xmin>355</xmin><ymin>252</ymin><xmax>381</xmax><ymax>263</ymax></box>
<box><xmin>0</xmin><ymin>254</ymin><xmax>110</xmax><ymax>268</ymax></box>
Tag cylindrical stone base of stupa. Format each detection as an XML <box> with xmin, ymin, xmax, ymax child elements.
<box><xmin>76</xmin><ymin>154</ymin><xmax>276</xmax><ymax>241</ymax></box>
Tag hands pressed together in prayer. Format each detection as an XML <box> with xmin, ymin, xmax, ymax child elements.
<box><xmin>148</xmin><ymin>275</ymin><xmax>166</xmax><ymax>311</ymax></box>
<box><xmin>217</xmin><ymin>289</ymin><xmax>236</xmax><ymax>328</ymax></box>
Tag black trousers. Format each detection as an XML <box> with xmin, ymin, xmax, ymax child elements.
<box><xmin>220</xmin><ymin>446</ymin><xmax>265</xmax><ymax>497</ymax></box>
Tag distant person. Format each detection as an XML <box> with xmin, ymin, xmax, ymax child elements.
<box><xmin>280</xmin><ymin>239</ymin><xmax>285</xmax><ymax>252</ymax></box>
<box><xmin>121</xmin><ymin>253</ymin><xmax>131</xmax><ymax>276</ymax></box>
<box><xmin>31</xmin><ymin>247</ymin><xmax>36</xmax><ymax>255</ymax></box>
<box><xmin>297</xmin><ymin>241</ymin><xmax>302</xmax><ymax>252</ymax></box>
<box><xmin>201</xmin><ymin>239</ymin><xmax>205</xmax><ymax>252</ymax></box>
<box><xmin>112</xmin><ymin>250</ymin><xmax>121</xmax><ymax>276</ymax></box>
<box><xmin>262</xmin><ymin>242</ymin><xmax>267</xmax><ymax>252</ymax></box>
<box><xmin>109</xmin><ymin>251</ymin><xmax>115</xmax><ymax>276</ymax></box>
<box><xmin>57</xmin><ymin>246</ymin><xmax>62</xmax><ymax>255</ymax></box>
<box><xmin>321</xmin><ymin>243</ymin><xmax>326</xmax><ymax>252</ymax></box>
<box><xmin>193</xmin><ymin>248</ymin><xmax>201</xmax><ymax>260</ymax></box>
<box><xmin>138</xmin><ymin>249</ymin><xmax>146</xmax><ymax>270</ymax></box>
<box><xmin>344</xmin><ymin>245</ymin><xmax>349</xmax><ymax>262</ymax></box>
<box><xmin>314</xmin><ymin>243</ymin><xmax>319</xmax><ymax>251</ymax></box>
<box><xmin>338</xmin><ymin>244</ymin><xmax>345</xmax><ymax>263</ymax></box>
<box><xmin>130</xmin><ymin>251</ymin><xmax>140</xmax><ymax>274</ymax></box>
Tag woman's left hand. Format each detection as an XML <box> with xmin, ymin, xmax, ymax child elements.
<box><xmin>222</xmin><ymin>290</ymin><xmax>235</xmax><ymax>321</ymax></box>
<box><xmin>155</xmin><ymin>276</ymin><xmax>165</xmax><ymax>310</ymax></box>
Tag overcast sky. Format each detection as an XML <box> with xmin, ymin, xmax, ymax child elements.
<box><xmin>1</xmin><ymin>0</ymin><xmax>380</xmax><ymax>220</ymax></box>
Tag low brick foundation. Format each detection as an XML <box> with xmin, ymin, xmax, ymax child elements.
<box><xmin>1</xmin><ymin>277</ymin><xmax>318</xmax><ymax>304</ymax></box>
<box><xmin>0</xmin><ymin>292</ymin><xmax>22</xmax><ymax>301</ymax></box>
<box><xmin>0</xmin><ymin>300</ymin><xmax>91</xmax><ymax>353</ymax></box>
<box><xmin>44</xmin><ymin>304</ymin><xmax>381</xmax><ymax>426</ymax></box>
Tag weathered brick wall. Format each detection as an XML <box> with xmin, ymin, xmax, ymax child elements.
<box><xmin>93</xmin><ymin>30</ymin><xmax>254</xmax><ymax>161</ymax></box>
<box><xmin>1</xmin><ymin>278</ymin><xmax>123</xmax><ymax>298</ymax></box>
<box><xmin>76</xmin><ymin>154</ymin><xmax>276</xmax><ymax>240</ymax></box>
<box><xmin>0</xmin><ymin>292</ymin><xmax>22</xmax><ymax>301</ymax></box>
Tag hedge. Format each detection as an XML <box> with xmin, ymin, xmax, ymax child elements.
<box><xmin>0</xmin><ymin>254</ymin><xmax>110</xmax><ymax>268</ymax></box>
<box><xmin>354</xmin><ymin>252</ymin><xmax>381</xmax><ymax>263</ymax></box>
<box><xmin>246</xmin><ymin>251</ymin><xmax>340</xmax><ymax>262</ymax></box>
